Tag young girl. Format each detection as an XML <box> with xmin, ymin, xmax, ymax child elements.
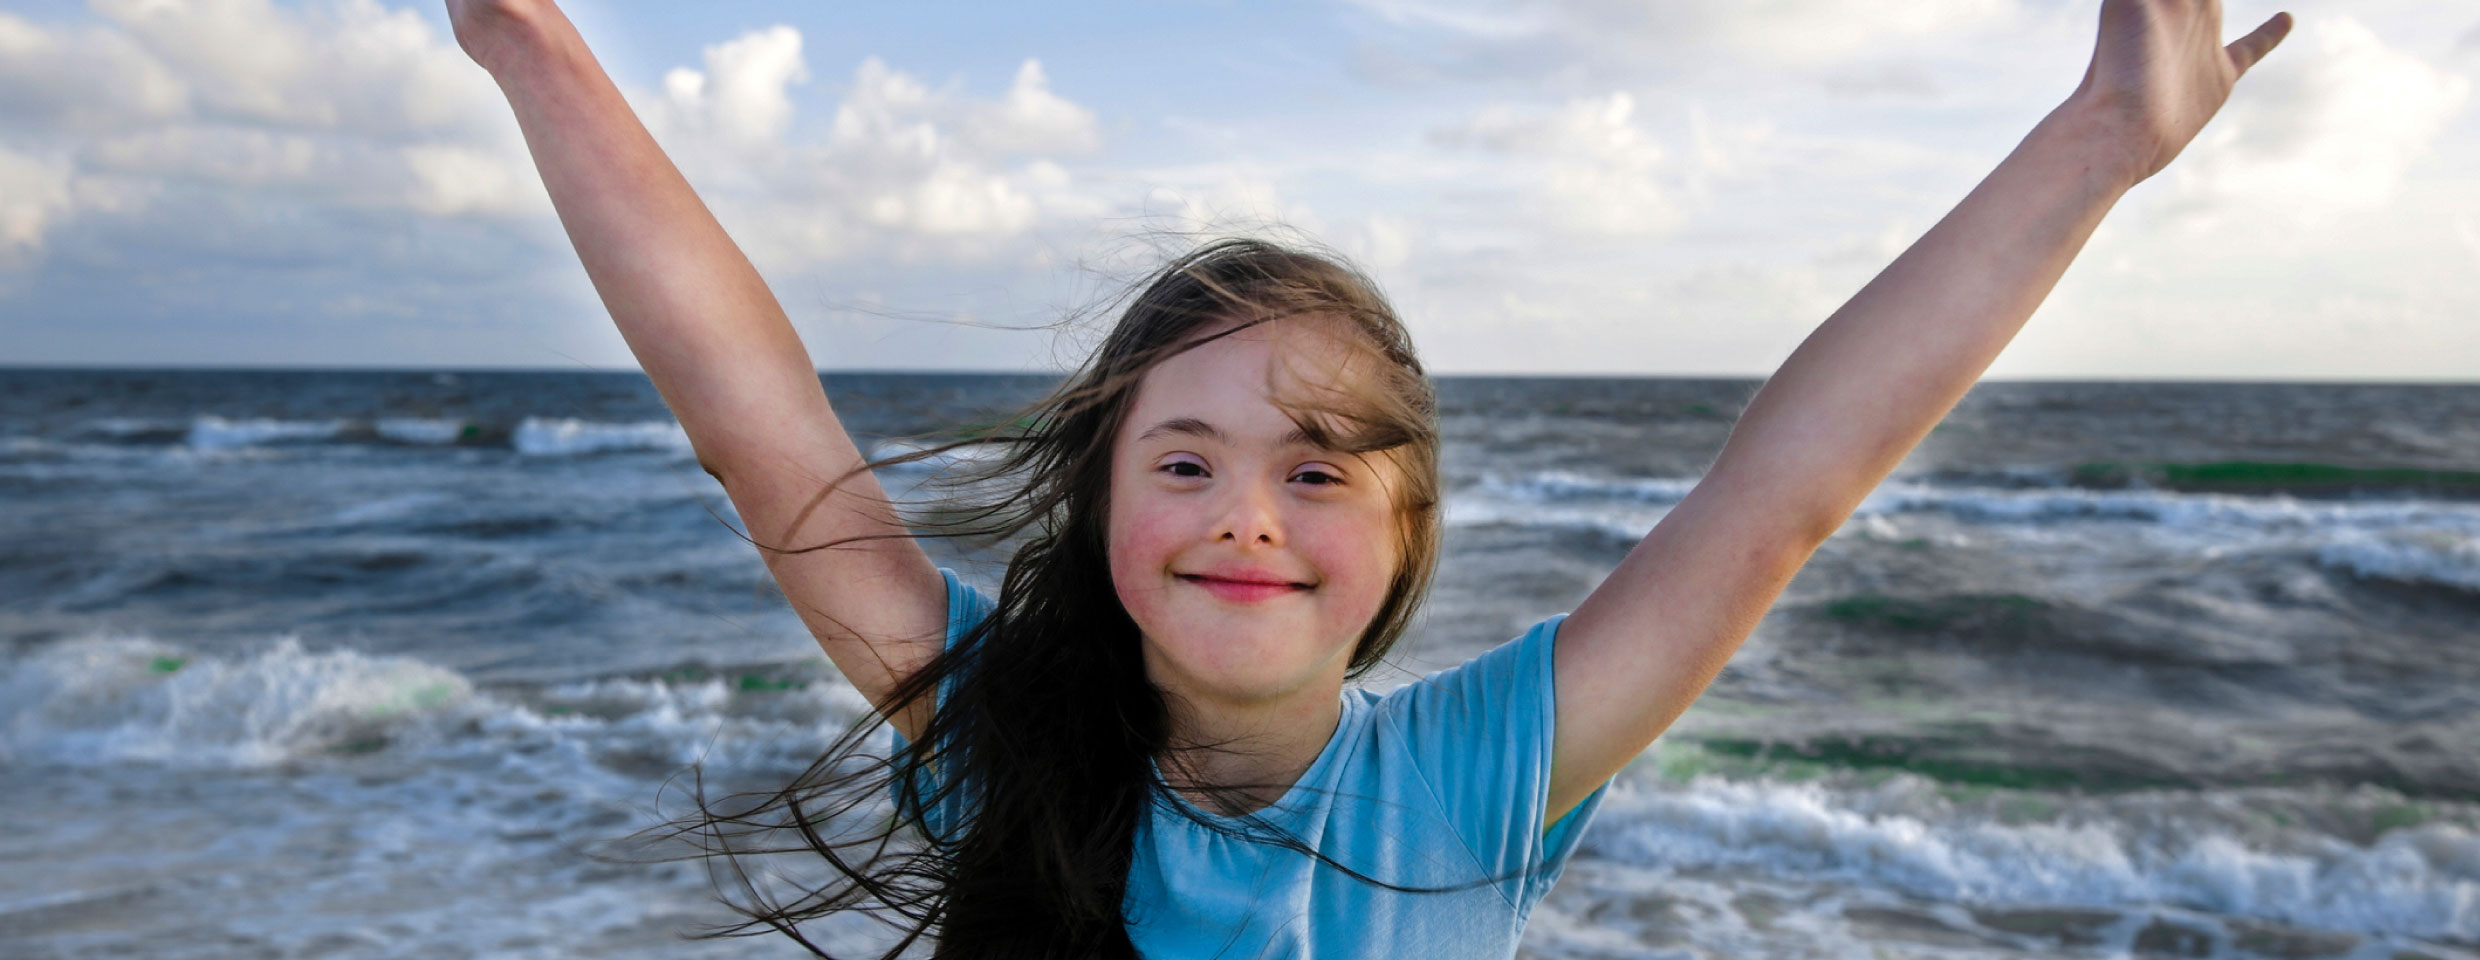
<box><xmin>445</xmin><ymin>1</ymin><xmax>2292</xmax><ymax>956</ymax></box>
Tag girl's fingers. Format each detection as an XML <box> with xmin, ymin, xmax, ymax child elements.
<box><xmin>2225</xmin><ymin>11</ymin><xmax>2294</xmax><ymax>78</ymax></box>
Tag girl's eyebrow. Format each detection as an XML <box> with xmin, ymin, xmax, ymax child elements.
<box><xmin>1136</xmin><ymin>416</ymin><xmax>1319</xmax><ymax>451</ymax></box>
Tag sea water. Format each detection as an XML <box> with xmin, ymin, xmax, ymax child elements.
<box><xmin>2</xmin><ymin>369</ymin><xmax>2474</xmax><ymax>959</ymax></box>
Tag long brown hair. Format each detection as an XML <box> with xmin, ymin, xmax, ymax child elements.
<box><xmin>633</xmin><ymin>237</ymin><xmax>1447</xmax><ymax>958</ymax></box>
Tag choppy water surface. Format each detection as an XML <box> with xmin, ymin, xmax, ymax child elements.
<box><xmin>3</xmin><ymin>368</ymin><xmax>2474</xmax><ymax>959</ymax></box>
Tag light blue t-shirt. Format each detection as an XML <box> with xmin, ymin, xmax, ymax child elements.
<box><xmin>892</xmin><ymin>567</ymin><xmax>1613</xmax><ymax>959</ymax></box>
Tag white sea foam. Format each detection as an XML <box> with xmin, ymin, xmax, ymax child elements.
<box><xmin>375</xmin><ymin>417</ymin><xmax>470</xmax><ymax>445</ymax></box>
<box><xmin>1585</xmin><ymin>776</ymin><xmax>2480</xmax><ymax>941</ymax></box>
<box><xmin>512</xmin><ymin>417</ymin><xmax>693</xmax><ymax>457</ymax></box>
<box><xmin>0</xmin><ymin>635</ymin><xmax>898</xmax><ymax>960</ymax></box>
<box><xmin>2314</xmin><ymin>529</ymin><xmax>2480</xmax><ymax>593</ymax></box>
<box><xmin>0</xmin><ymin>634</ymin><xmax>877</xmax><ymax>774</ymax></box>
<box><xmin>186</xmin><ymin>415</ymin><xmax>347</xmax><ymax>450</ymax></box>
<box><xmin>0</xmin><ymin>635</ymin><xmax>472</xmax><ymax>768</ymax></box>
<box><xmin>9</xmin><ymin>633</ymin><xmax>2474</xmax><ymax>954</ymax></box>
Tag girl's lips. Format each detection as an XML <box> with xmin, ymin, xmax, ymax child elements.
<box><xmin>1179</xmin><ymin>574</ymin><xmax>1309</xmax><ymax>603</ymax></box>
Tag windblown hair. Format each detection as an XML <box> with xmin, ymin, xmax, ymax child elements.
<box><xmin>622</xmin><ymin>237</ymin><xmax>1455</xmax><ymax>958</ymax></box>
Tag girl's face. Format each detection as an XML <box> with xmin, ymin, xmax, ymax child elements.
<box><xmin>1106</xmin><ymin>318</ymin><xmax>1404</xmax><ymax>712</ymax></box>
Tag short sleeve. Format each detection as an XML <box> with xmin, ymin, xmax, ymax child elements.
<box><xmin>886</xmin><ymin>566</ymin><xmax>995</xmax><ymax>840</ymax></box>
<box><xmin>1375</xmin><ymin>613</ymin><xmax>1612</xmax><ymax>911</ymax></box>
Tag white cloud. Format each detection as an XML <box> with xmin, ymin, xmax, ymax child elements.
<box><xmin>403</xmin><ymin>143</ymin><xmax>544</xmax><ymax>217</ymax></box>
<box><xmin>1340</xmin><ymin>213</ymin><xmax>1415</xmax><ymax>270</ymax></box>
<box><xmin>1553</xmin><ymin>0</ymin><xmax>2017</xmax><ymax>67</ymax></box>
<box><xmin>870</xmin><ymin>160</ymin><xmax>1037</xmax><ymax>236</ymax></box>
<box><xmin>1347</xmin><ymin>0</ymin><xmax>2022</xmax><ymax>85</ymax></box>
<box><xmin>0</xmin><ymin>0</ymin><xmax>532</xmax><ymax>260</ymax></box>
<box><xmin>633</xmin><ymin>45</ymin><xmax>1112</xmax><ymax>263</ymax></box>
<box><xmin>966</xmin><ymin>60</ymin><xmax>1102</xmax><ymax>156</ymax></box>
<box><xmin>0</xmin><ymin>12</ymin><xmax>189</xmax><ymax>131</ymax></box>
<box><xmin>0</xmin><ymin>1</ymin><xmax>1115</xmax><ymax>280</ymax></box>
<box><xmin>1137</xmin><ymin>172</ymin><xmax>1326</xmax><ymax>237</ymax></box>
<box><xmin>87</xmin><ymin>0</ymin><xmax>497</xmax><ymax>137</ymax></box>
<box><xmin>2154</xmin><ymin>13</ymin><xmax>2472</xmax><ymax>231</ymax></box>
<box><xmin>657</xmin><ymin>24</ymin><xmax>809</xmax><ymax>151</ymax></box>
<box><xmin>1432</xmin><ymin>92</ymin><xmax>1682</xmax><ymax>236</ymax></box>
<box><xmin>0</xmin><ymin>146</ymin><xmax>73</xmax><ymax>266</ymax></box>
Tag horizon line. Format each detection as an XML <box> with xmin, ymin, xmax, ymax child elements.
<box><xmin>3</xmin><ymin>362</ymin><xmax>2478</xmax><ymax>388</ymax></box>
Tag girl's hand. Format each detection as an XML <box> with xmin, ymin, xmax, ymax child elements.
<box><xmin>444</xmin><ymin>0</ymin><xmax>549</xmax><ymax>77</ymax></box>
<box><xmin>2073</xmin><ymin>0</ymin><xmax>2293</xmax><ymax>186</ymax></box>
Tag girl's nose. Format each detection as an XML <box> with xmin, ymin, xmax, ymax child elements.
<box><xmin>1213</xmin><ymin>480</ymin><xmax>1284</xmax><ymax>547</ymax></box>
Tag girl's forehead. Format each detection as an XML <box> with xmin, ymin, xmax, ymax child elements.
<box><xmin>1126</xmin><ymin>323</ymin><xmax>1359</xmax><ymax>438</ymax></box>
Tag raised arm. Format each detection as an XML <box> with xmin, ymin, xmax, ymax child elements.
<box><xmin>448</xmin><ymin>0</ymin><xmax>946</xmax><ymax>739</ymax></box>
<box><xmin>1543</xmin><ymin>0</ymin><xmax>2295</xmax><ymax>824</ymax></box>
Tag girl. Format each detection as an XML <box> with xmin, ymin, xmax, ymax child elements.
<box><xmin>445</xmin><ymin>1</ymin><xmax>2293</xmax><ymax>956</ymax></box>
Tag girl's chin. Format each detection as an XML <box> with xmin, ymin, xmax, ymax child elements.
<box><xmin>1147</xmin><ymin>638</ymin><xmax>1335</xmax><ymax>700</ymax></box>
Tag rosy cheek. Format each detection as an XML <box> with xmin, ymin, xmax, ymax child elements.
<box><xmin>1106</xmin><ymin>494</ymin><xmax>1183</xmax><ymax>615</ymax></box>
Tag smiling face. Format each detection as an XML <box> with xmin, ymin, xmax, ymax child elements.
<box><xmin>1105</xmin><ymin>316</ymin><xmax>1407</xmax><ymax>713</ymax></box>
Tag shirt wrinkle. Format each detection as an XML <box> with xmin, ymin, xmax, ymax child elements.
<box><xmin>1373</xmin><ymin>699</ymin><xmax>1523</xmax><ymax>914</ymax></box>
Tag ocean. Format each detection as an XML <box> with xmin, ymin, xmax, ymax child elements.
<box><xmin>2</xmin><ymin>368</ymin><xmax>2474</xmax><ymax>959</ymax></box>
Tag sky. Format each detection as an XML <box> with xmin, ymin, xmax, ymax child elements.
<box><xmin>1</xmin><ymin>0</ymin><xmax>2475</xmax><ymax>378</ymax></box>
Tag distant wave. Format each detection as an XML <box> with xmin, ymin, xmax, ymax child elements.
<box><xmin>510</xmin><ymin>417</ymin><xmax>691</xmax><ymax>457</ymax></box>
<box><xmin>1449</xmin><ymin>469</ymin><xmax>2480</xmax><ymax>591</ymax></box>
<box><xmin>186</xmin><ymin>416</ymin><xmax>351</xmax><ymax>450</ymax></box>
<box><xmin>1454</xmin><ymin>470</ymin><xmax>2480</xmax><ymax>535</ymax></box>
<box><xmin>374</xmin><ymin>417</ymin><xmax>476</xmax><ymax>445</ymax></box>
<box><xmin>18</xmin><ymin>415</ymin><xmax>700</xmax><ymax>459</ymax></box>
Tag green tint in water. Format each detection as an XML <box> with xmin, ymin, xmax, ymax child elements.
<box><xmin>738</xmin><ymin>673</ymin><xmax>808</xmax><ymax>692</ymax></box>
<box><xmin>1696</xmin><ymin>736</ymin><xmax>2183</xmax><ymax>793</ymax></box>
<box><xmin>2072</xmin><ymin>460</ymin><xmax>2480</xmax><ymax>495</ymax></box>
<box><xmin>2370</xmin><ymin>801</ymin><xmax>2429</xmax><ymax>835</ymax></box>
<box><xmin>364</xmin><ymin>680</ymin><xmax>461</xmax><ymax>719</ymax></box>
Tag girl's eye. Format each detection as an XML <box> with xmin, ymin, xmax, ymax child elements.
<box><xmin>1161</xmin><ymin>461</ymin><xmax>1206</xmax><ymax>478</ymax></box>
<box><xmin>1292</xmin><ymin>469</ymin><xmax>1343</xmax><ymax>486</ymax></box>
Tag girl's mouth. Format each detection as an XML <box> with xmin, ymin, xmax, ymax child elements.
<box><xmin>1177</xmin><ymin>574</ymin><xmax>1311</xmax><ymax>603</ymax></box>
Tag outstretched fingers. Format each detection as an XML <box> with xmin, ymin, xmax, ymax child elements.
<box><xmin>2225</xmin><ymin>11</ymin><xmax>2294</xmax><ymax>78</ymax></box>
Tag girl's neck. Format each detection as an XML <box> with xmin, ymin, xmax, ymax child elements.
<box><xmin>1156</xmin><ymin>682</ymin><xmax>1346</xmax><ymax>817</ymax></box>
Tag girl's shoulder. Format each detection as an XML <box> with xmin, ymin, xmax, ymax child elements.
<box><xmin>1375</xmin><ymin>613</ymin><xmax>1569</xmax><ymax>718</ymax></box>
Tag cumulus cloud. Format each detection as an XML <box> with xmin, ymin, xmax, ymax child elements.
<box><xmin>2152</xmin><ymin>14</ymin><xmax>2471</xmax><ymax>230</ymax></box>
<box><xmin>632</xmin><ymin>43</ymin><xmax>1110</xmax><ymax>265</ymax></box>
<box><xmin>967</xmin><ymin>60</ymin><xmax>1103</xmax><ymax>156</ymax></box>
<box><xmin>0</xmin><ymin>12</ymin><xmax>189</xmax><ymax>131</ymax></box>
<box><xmin>1429</xmin><ymin>92</ymin><xmax>1695</xmax><ymax>236</ymax></box>
<box><xmin>0</xmin><ymin>0</ymin><xmax>1116</xmax><ymax>284</ymax></box>
<box><xmin>0</xmin><ymin>0</ymin><xmax>531</xmax><ymax>264</ymax></box>
<box><xmin>657</xmin><ymin>25</ymin><xmax>809</xmax><ymax>151</ymax></box>
<box><xmin>1349</xmin><ymin>0</ymin><xmax>2022</xmax><ymax>85</ymax></box>
<box><xmin>89</xmin><ymin>0</ymin><xmax>501</xmax><ymax>136</ymax></box>
<box><xmin>0</xmin><ymin>146</ymin><xmax>73</xmax><ymax>268</ymax></box>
